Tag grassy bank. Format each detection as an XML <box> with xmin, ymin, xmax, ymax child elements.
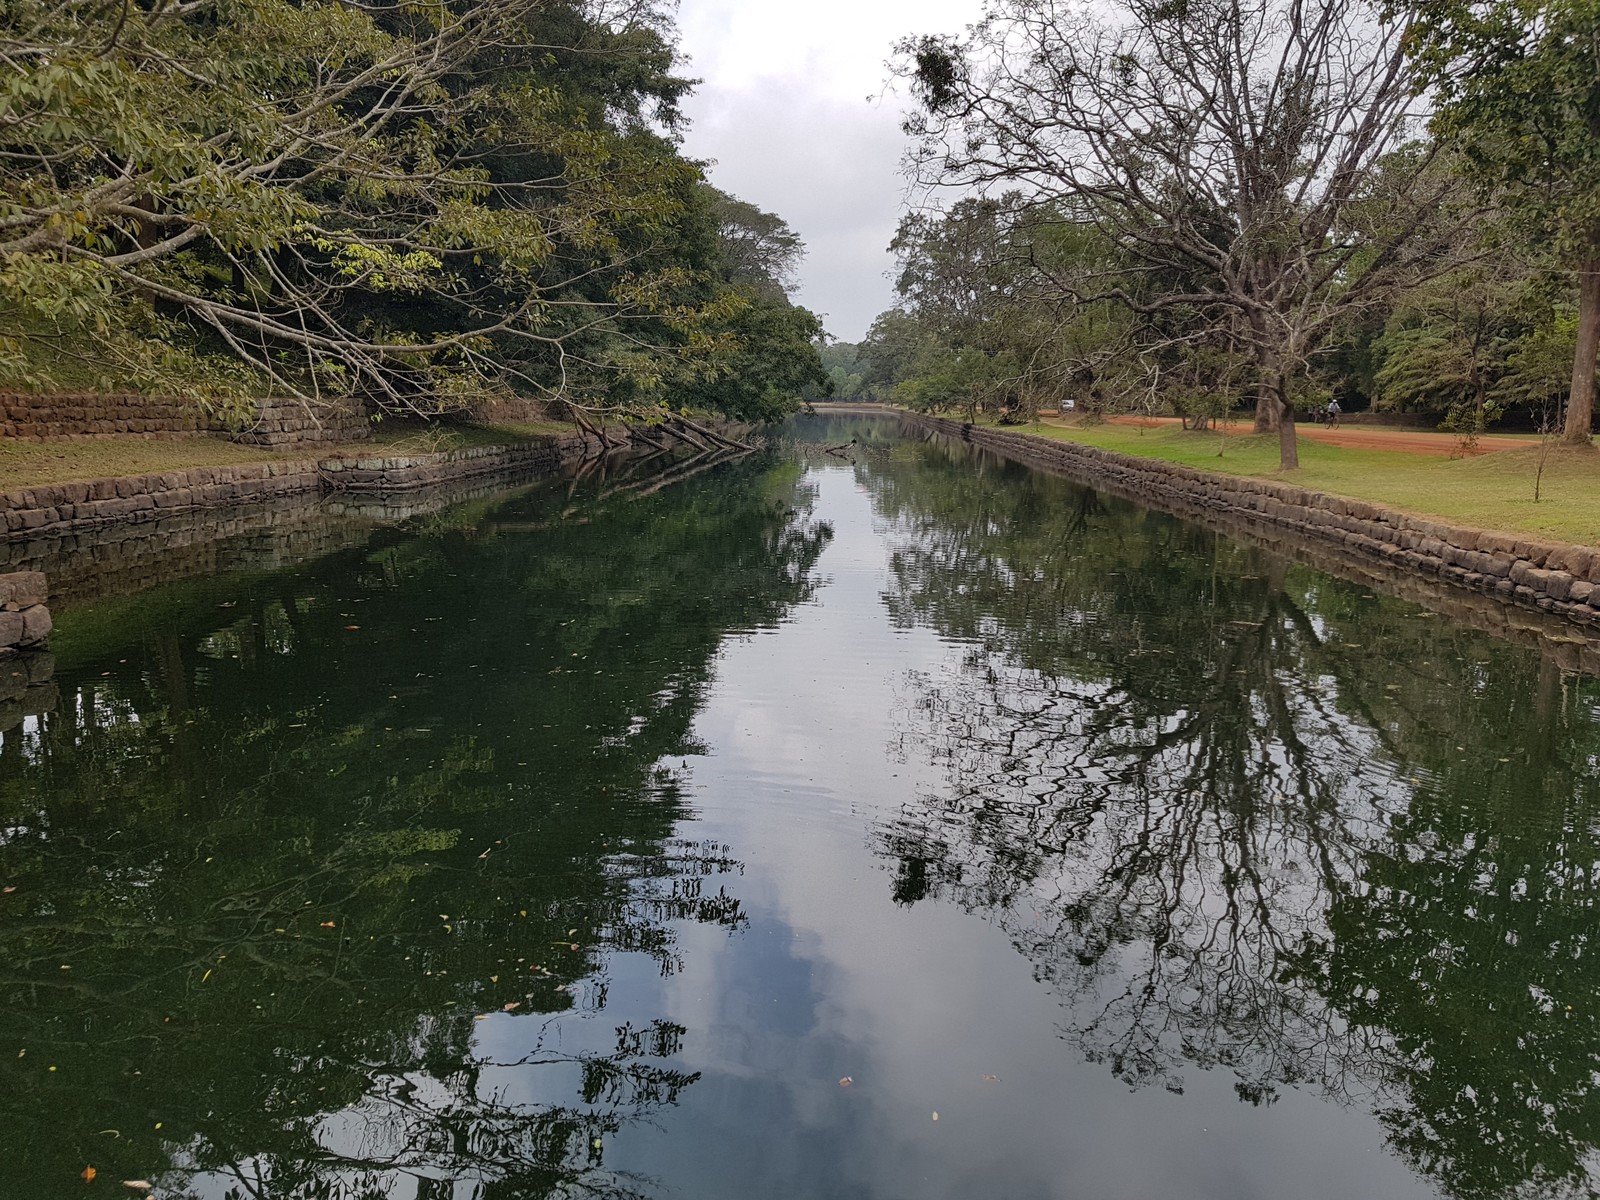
<box><xmin>0</xmin><ymin>418</ymin><xmax>576</xmax><ymax>491</ymax></box>
<box><xmin>987</xmin><ymin>418</ymin><xmax>1600</xmax><ymax>545</ymax></box>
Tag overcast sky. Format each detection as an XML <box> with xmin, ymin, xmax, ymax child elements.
<box><xmin>674</xmin><ymin>0</ymin><xmax>979</xmax><ymax>343</ymax></box>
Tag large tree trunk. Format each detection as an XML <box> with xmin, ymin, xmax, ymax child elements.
<box><xmin>1254</xmin><ymin>333</ymin><xmax>1298</xmax><ymax>467</ymax></box>
<box><xmin>1565</xmin><ymin>252</ymin><xmax>1600</xmax><ymax>444</ymax></box>
<box><xmin>1276</xmin><ymin>390</ymin><xmax>1299</xmax><ymax>470</ymax></box>
<box><xmin>1249</xmin><ymin>311</ymin><xmax>1279</xmax><ymax>433</ymax></box>
<box><xmin>1253</xmin><ymin>381</ymin><xmax>1279</xmax><ymax>433</ymax></box>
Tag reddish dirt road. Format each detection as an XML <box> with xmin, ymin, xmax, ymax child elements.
<box><xmin>1083</xmin><ymin>415</ymin><xmax>1529</xmax><ymax>457</ymax></box>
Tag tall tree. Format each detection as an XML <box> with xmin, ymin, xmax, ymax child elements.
<box><xmin>1405</xmin><ymin>1</ymin><xmax>1600</xmax><ymax>443</ymax></box>
<box><xmin>898</xmin><ymin>0</ymin><xmax>1472</xmax><ymax>468</ymax></box>
<box><xmin>0</xmin><ymin>0</ymin><xmax>734</xmax><ymax>420</ymax></box>
<box><xmin>705</xmin><ymin>189</ymin><xmax>806</xmax><ymax>302</ymax></box>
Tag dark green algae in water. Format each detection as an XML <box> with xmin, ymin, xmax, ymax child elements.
<box><xmin>3</xmin><ymin>413</ymin><xmax>1600</xmax><ymax>1200</ymax></box>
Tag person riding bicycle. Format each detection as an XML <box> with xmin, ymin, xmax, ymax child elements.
<box><xmin>1325</xmin><ymin>398</ymin><xmax>1342</xmax><ymax>428</ymax></box>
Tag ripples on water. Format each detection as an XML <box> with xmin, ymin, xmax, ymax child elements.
<box><xmin>3</xmin><ymin>412</ymin><xmax>1599</xmax><ymax>1200</ymax></box>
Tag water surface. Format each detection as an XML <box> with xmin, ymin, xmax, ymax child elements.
<box><xmin>5</xmin><ymin>414</ymin><xmax>1600</xmax><ymax>1200</ymax></box>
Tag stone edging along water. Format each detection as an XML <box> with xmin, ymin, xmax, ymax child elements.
<box><xmin>0</xmin><ymin>428</ymin><xmax>617</xmax><ymax>541</ymax></box>
<box><xmin>894</xmin><ymin>410</ymin><xmax>1600</xmax><ymax>640</ymax></box>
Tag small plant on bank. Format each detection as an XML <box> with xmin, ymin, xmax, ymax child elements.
<box><xmin>1534</xmin><ymin>400</ymin><xmax>1559</xmax><ymax>504</ymax></box>
<box><xmin>1441</xmin><ymin>397</ymin><xmax>1505</xmax><ymax>458</ymax></box>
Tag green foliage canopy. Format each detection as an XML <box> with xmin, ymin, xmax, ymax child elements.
<box><xmin>0</xmin><ymin>0</ymin><xmax>823</xmax><ymax>424</ymax></box>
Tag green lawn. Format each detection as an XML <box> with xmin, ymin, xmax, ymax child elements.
<box><xmin>995</xmin><ymin>418</ymin><xmax>1600</xmax><ymax>546</ymax></box>
<box><xmin>0</xmin><ymin>419</ymin><xmax>579</xmax><ymax>491</ymax></box>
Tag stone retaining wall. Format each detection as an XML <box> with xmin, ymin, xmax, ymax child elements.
<box><xmin>1</xmin><ymin>428</ymin><xmax>632</xmax><ymax>545</ymax></box>
<box><xmin>2</xmin><ymin>460</ymin><xmax>326</xmax><ymax>541</ymax></box>
<box><xmin>318</xmin><ymin>431</ymin><xmax>612</xmax><ymax>493</ymax></box>
<box><xmin>1</xmin><ymin>391</ymin><xmax>370</xmax><ymax>447</ymax></box>
<box><xmin>5</xmin><ymin>443</ymin><xmax>641</xmax><ymax>607</ymax></box>
<box><xmin>0</xmin><ymin>497</ymin><xmax>370</xmax><ymax>608</ymax></box>
<box><xmin>2</xmin><ymin>392</ymin><xmax>213</xmax><ymax>441</ymax></box>
<box><xmin>465</xmin><ymin>395</ymin><xmax>563</xmax><ymax>425</ymax></box>
<box><xmin>902</xmin><ymin>413</ymin><xmax>1600</xmax><ymax>634</ymax></box>
<box><xmin>0</xmin><ymin>572</ymin><xmax>51</xmax><ymax>655</ymax></box>
<box><xmin>321</xmin><ymin>464</ymin><xmax>577</xmax><ymax>523</ymax></box>
<box><xmin>226</xmin><ymin>397</ymin><xmax>371</xmax><ymax>447</ymax></box>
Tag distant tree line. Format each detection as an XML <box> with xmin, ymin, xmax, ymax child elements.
<box><xmin>0</xmin><ymin>0</ymin><xmax>826</xmax><ymax>425</ymax></box>
<box><xmin>849</xmin><ymin>0</ymin><xmax>1600</xmax><ymax>468</ymax></box>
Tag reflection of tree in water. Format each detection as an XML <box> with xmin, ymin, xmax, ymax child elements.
<box><xmin>0</xmin><ymin>455</ymin><xmax>831</xmax><ymax>1199</ymax></box>
<box><xmin>1297</xmin><ymin>673</ymin><xmax>1600</xmax><ymax>1200</ymax></box>
<box><xmin>866</xmin><ymin>437</ymin><xmax>1600</xmax><ymax>1198</ymax></box>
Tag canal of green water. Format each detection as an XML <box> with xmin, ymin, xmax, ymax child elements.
<box><xmin>4</xmin><ymin>412</ymin><xmax>1599</xmax><ymax>1199</ymax></box>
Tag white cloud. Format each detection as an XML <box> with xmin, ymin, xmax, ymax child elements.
<box><xmin>674</xmin><ymin>0</ymin><xmax>978</xmax><ymax>341</ymax></box>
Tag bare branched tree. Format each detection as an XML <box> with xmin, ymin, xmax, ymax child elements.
<box><xmin>897</xmin><ymin>0</ymin><xmax>1477</xmax><ymax>468</ymax></box>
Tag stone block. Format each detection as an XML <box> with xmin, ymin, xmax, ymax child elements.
<box><xmin>0</xmin><ymin>572</ymin><xmax>47</xmax><ymax>610</ymax></box>
<box><xmin>20</xmin><ymin>605</ymin><xmax>51</xmax><ymax>645</ymax></box>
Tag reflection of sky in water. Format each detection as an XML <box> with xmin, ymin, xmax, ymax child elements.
<box><xmin>573</xmin><ymin>466</ymin><xmax>1438</xmax><ymax>1200</ymax></box>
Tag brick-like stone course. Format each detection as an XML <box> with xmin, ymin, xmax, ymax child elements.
<box><xmin>903</xmin><ymin>412</ymin><xmax>1600</xmax><ymax>643</ymax></box>
<box><xmin>1</xmin><ymin>392</ymin><xmax>210</xmax><ymax>441</ymax></box>
<box><xmin>1</xmin><ymin>460</ymin><xmax>326</xmax><ymax>540</ymax></box>
<box><xmin>228</xmin><ymin>397</ymin><xmax>371</xmax><ymax>448</ymax></box>
<box><xmin>1</xmin><ymin>391</ymin><xmax>370</xmax><ymax>447</ymax></box>
<box><xmin>465</xmin><ymin>395</ymin><xmax>564</xmax><ymax>425</ymax></box>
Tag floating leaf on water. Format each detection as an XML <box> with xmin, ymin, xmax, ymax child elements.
<box><xmin>931</xmin><ymin>1112</ymin><xmax>939</xmax><ymax>1121</ymax></box>
<box><xmin>81</xmin><ymin>1166</ymin><xmax>97</xmax><ymax>1182</ymax></box>
<box><xmin>980</xmin><ymin>1074</ymin><xmax>1001</xmax><ymax>1083</ymax></box>
<box><xmin>503</xmin><ymin>1002</ymin><xmax>521</xmax><ymax>1012</ymax></box>
<box><xmin>122</xmin><ymin>1183</ymin><xmax>152</xmax><ymax>1193</ymax></box>
<box><xmin>838</xmin><ymin>1076</ymin><xmax>853</xmax><ymax>1088</ymax></box>
<box><xmin>319</xmin><ymin>922</ymin><xmax>336</xmax><ymax>929</ymax></box>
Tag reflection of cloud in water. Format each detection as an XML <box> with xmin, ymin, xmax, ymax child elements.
<box><xmin>0</xmin><ymin>454</ymin><xmax>833</xmax><ymax>1200</ymax></box>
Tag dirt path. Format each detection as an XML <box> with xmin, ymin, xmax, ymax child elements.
<box><xmin>1080</xmin><ymin>415</ymin><xmax>1528</xmax><ymax>457</ymax></box>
